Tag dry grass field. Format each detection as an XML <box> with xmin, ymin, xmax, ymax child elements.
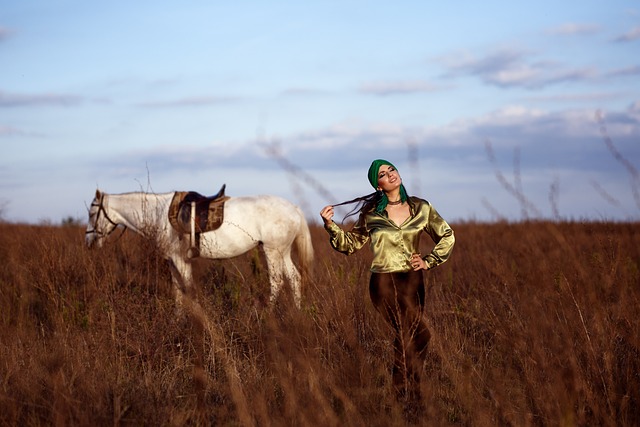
<box><xmin>0</xmin><ymin>219</ymin><xmax>639</xmax><ymax>426</ymax></box>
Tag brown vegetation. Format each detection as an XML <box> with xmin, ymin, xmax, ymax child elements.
<box><xmin>0</xmin><ymin>220</ymin><xmax>639</xmax><ymax>426</ymax></box>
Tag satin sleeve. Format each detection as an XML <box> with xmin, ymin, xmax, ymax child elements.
<box><xmin>324</xmin><ymin>216</ymin><xmax>370</xmax><ymax>255</ymax></box>
<box><xmin>422</xmin><ymin>205</ymin><xmax>455</xmax><ymax>269</ymax></box>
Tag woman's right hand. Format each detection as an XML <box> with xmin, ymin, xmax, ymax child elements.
<box><xmin>319</xmin><ymin>205</ymin><xmax>334</xmax><ymax>226</ymax></box>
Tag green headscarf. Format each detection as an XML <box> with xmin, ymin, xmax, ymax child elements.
<box><xmin>367</xmin><ymin>159</ymin><xmax>408</xmax><ymax>213</ymax></box>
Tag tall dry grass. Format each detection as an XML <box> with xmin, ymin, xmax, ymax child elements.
<box><xmin>0</xmin><ymin>219</ymin><xmax>639</xmax><ymax>426</ymax></box>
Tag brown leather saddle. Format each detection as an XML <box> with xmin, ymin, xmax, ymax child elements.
<box><xmin>168</xmin><ymin>184</ymin><xmax>229</xmax><ymax>236</ymax></box>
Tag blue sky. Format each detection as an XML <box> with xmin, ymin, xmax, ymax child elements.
<box><xmin>1</xmin><ymin>1</ymin><xmax>639</xmax><ymax>224</ymax></box>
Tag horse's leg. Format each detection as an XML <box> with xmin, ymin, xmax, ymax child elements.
<box><xmin>262</xmin><ymin>247</ymin><xmax>285</xmax><ymax>306</ymax></box>
<box><xmin>168</xmin><ymin>254</ymin><xmax>194</xmax><ymax>308</ymax></box>
<box><xmin>282</xmin><ymin>248</ymin><xmax>302</xmax><ymax>308</ymax></box>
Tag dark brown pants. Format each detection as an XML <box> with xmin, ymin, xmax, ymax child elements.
<box><xmin>369</xmin><ymin>270</ymin><xmax>430</xmax><ymax>398</ymax></box>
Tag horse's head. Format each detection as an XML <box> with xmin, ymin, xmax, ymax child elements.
<box><xmin>85</xmin><ymin>189</ymin><xmax>119</xmax><ymax>248</ymax></box>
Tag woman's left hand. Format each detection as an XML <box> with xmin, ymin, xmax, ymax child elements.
<box><xmin>410</xmin><ymin>253</ymin><xmax>427</xmax><ymax>271</ymax></box>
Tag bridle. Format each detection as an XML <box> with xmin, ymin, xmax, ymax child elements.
<box><xmin>85</xmin><ymin>193</ymin><xmax>126</xmax><ymax>241</ymax></box>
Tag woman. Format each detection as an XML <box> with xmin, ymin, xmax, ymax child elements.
<box><xmin>319</xmin><ymin>159</ymin><xmax>455</xmax><ymax>399</ymax></box>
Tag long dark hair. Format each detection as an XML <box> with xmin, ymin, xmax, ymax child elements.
<box><xmin>332</xmin><ymin>191</ymin><xmax>382</xmax><ymax>223</ymax></box>
<box><xmin>333</xmin><ymin>181</ymin><xmax>410</xmax><ymax>223</ymax></box>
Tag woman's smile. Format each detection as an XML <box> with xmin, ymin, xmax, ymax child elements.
<box><xmin>378</xmin><ymin>165</ymin><xmax>402</xmax><ymax>191</ymax></box>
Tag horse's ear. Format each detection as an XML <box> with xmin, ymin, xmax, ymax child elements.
<box><xmin>95</xmin><ymin>189</ymin><xmax>101</xmax><ymax>199</ymax></box>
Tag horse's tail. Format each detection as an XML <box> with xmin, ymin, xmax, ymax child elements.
<box><xmin>294</xmin><ymin>210</ymin><xmax>314</xmax><ymax>278</ymax></box>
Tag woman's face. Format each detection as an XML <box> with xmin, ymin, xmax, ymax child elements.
<box><xmin>376</xmin><ymin>164</ymin><xmax>402</xmax><ymax>192</ymax></box>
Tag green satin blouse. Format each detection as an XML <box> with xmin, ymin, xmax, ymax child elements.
<box><xmin>325</xmin><ymin>197</ymin><xmax>455</xmax><ymax>273</ymax></box>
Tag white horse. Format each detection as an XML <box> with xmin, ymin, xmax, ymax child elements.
<box><xmin>85</xmin><ymin>189</ymin><xmax>314</xmax><ymax>308</ymax></box>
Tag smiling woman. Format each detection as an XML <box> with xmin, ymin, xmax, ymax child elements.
<box><xmin>319</xmin><ymin>158</ymin><xmax>455</xmax><ymax>408</ymax></box>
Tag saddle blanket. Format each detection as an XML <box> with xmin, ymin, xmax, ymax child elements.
<box><xmin>168</xmin><ymin>187</ymin><xmax>229</xmax><ymax>235</ymax></box>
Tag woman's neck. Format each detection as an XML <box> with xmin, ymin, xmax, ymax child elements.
<box><xmin>386</xmin><ymin>190</ymin><xmax>401</xmax><ymax>203</ymax></box>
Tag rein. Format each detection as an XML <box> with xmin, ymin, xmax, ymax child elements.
<box><xmin>86</xmin><ymin>194</ymin><xmax>127</xmax><ymax>240</ymax></box>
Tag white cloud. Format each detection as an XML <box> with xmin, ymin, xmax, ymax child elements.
<box><xmin>613</xmin><ymin>26</ymin><xmax>640</xmax><ymax>42</ymax></box>
<box><xmin>101</xmin><ymin>103</ymin><xmax>638</xmax><ymax>179</ymax></box>
<box><xmin>136</xmin><ymin>95</ymin><xmax>241</xmax><ymax>108</ymax></box>
<box><xmin>0</xmin><ymin>125</ymin><xmax>23</xmax><ymax>136</ymax></box>
<box><xmin>546</xmin><ymin>23</ymin><xmax>600</xmax><ymax>36</ymax></box>
<box><xmin>358</xmin><ymin>80</ymin><xmax>445</xmax><ymax>96</ymax></box>
<box><xmin>439</xmin><ymin>48</ymin><xmax>595</xmax><ymax>89</ymax></box>
<box><xmin>520</xmin><ymin>92</ymin><xmax>622</xmax><ymax>104</ymax></box>
<box><xmin>0</xmin><ymin>91</ymin><xmax>84</xmax><ymax>107</ymax></box>
<box><xmin>0</xmin><ymin>27</ymin><xmax>11</xmax><ymax>42</ymax></box>
<box><xmin>605</xmin><ymin>65</ymin><xmax>640</xmax><ymax>78</ymax></box>
<box><xmin>280</xmin><ymin>87</ymin><xmax>331</xmax><ymax>97</ymax></box>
